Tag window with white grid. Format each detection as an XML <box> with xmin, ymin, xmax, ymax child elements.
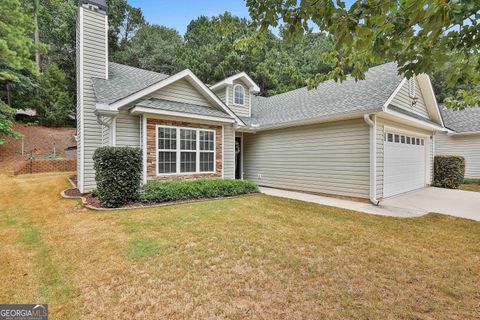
<box><xmin>200</xmin><ymin>130</ymin><xmax>215</xmax><ymax>172</ymax></box>
<box><xmin>180</xmin><ymin>129</ymin><xmax>196</xmax><ymax>173</ymax></box>
<box><xmin>157</xmin><ymin>127</ymin><xmax>177</xmax><ymax>174</ymax></box>
<box><xmin>156</xmin><ymin>125</ymin><xmax>216</xmax><ymax>175</ymax></box>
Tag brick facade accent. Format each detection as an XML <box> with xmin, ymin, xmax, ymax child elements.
<box><xmin>146</xmin><ymin>118</ymin><xmax>222</xmax><ymax>181</ymax></box>
<box><xmin>13</xmin><ymin>159</ymin><xmax>77</xmax><ymax>175</ymax></box>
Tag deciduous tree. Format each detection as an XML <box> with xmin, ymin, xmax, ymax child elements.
<box><xmin>246</xmin><ymin>0</ymin><xmax>480</xmax><ymax>107</ymax></box>
<box><xmin>0</xmin><ymin>0</ymin><xmax>36</xmax><ymax>143</ymax></box>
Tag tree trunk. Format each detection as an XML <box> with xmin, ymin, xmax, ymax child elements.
<box><xmin>6</xmin><ymin>83</ymin><xmax>12</xmax><ymax>106</ymax></box>
<box><xmin>34</xmin><ymin>11</ymin><xmax>41</xmax><ymax>73</ymax></box>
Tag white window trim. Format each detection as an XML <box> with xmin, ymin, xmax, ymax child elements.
<box><xmin>233</xmin><ymin>84</ymin><xmax>245</xmax><ymax>106</ymax></box>
<box><xmin>155</xmin><ymin>124</ymin><xmax>216</xmax><ymax>176</ymax></box>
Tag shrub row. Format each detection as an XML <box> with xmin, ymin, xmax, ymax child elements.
<box><xmin>140</xmin><ymin>179</ymin><xmax>259</xmax><ymax>203</ymax></box>
<box><xmin>433</xmin><ymin>155</ymin><xmax>465</xmax><ymax>189</ymax></box>
<box><xmin>93</xmin><ymin>147</ymin><xmax>143</xmax><ymax>208</ymax></box>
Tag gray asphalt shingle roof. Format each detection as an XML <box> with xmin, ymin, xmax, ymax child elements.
<box><xmin>93</xmin><ymin>63</ymin><xmax>169</xmax><ymax>105</ymax></box>
<box><xmin>439</xmin><ymin>105</ymin><xmax>480</xmax><ymax>133</ymax></box>
<box><xmin>246</xmin><ymin>62</ymin><xmax>403</xmax><ymax>127</ymax></box>
<box><xmin>135</xmin><ymin>98</ymin><xmax>233</xmax><ymax>119</ymax></box>
<box><xmin>94</xmin><ymin>62</ymin><xmax>408</xmax><ymax>128</ymax></box>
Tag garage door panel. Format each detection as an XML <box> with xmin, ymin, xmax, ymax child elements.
<box><xmin>384</xmin><ymin>132</ymin><xmax>426</xmax><ymax>197</ymax></box>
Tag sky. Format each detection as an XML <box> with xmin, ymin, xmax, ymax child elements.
<box><xmin>129</xmin><ymin>0</ymin><xmax>251</xmax><ymax>35</ymax></box>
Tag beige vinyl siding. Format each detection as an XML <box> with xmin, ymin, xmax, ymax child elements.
<box><xmin>227</xmin><ymin>80</ymin><xmax>251</xmax><ymax>117</ymax></box>
<box><xmin>115</xmin><ymin>109</ymin><xmax>140</xmax><ymax>147</ymax></box>
<box><xmin>212</xmin><ymin>88</ymin><xmax>226</xmax><ymax>104</ymax></box>
<box><xmin>79</xmin><ymin>7</ymin><xmax>107</xmax><ymax>192</ymax></box>
<box><xmin>390</xmin><ymin>77</ymin><xmax>429</xmax><ymax>118</ymax></box>
<box><xmin>243</xmin><ymin>119</ymin><xmax>370</xmax><ymax>198</ymax></box>
<box><xmin>150</xmin><ymin>78</ymin><xmax>211</xmax><ymax>107</ymax></box>
<box><xmin>436</xmin><ymin>132</ymin><xmax>480</xmax><ymax>178</ymax></box>
<box><xmin>376</xmin><ymin>117</ymin><xmax>434</xmax><ymax>199</ymax></box>
<box><xmin>75</xmin><ymin>9</ymin><xmax>82</xmax><ymax>181</ymax></box>
<box><xmin>223</xmin><ymin>124</ymin><xmax>235</xmax><ymax>179</ymax></box>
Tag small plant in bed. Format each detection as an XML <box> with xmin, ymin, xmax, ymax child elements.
<box><xmin>140</xmin><ymin>179</ymin><xmax>259</xmax><ymax>204</ymax></box>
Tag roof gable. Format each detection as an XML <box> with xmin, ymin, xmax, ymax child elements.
<box><xmin>385</xmin><ymin>74</ymin><xmax>443</xmax><ymax>126</ymax></box>
<box><xmin>389</xmin><ymin>77</ymin><xmax>430</xmax><ymax>119</ymax></box>
<box><xmin>210</xmin><ymin>72</ymin><xmax>260</xmax><ymax>93</ymax></box>
<box><xmin>148</xmin><ymin>78</ymin><xmax>212</xmax><ymax>107</ymax></box>
<box><xmin>92</xmin><ymin>63</ymin><xmax>245</xmax><ymax>125</ymax></box>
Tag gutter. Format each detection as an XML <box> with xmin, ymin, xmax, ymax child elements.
<box><xmin>363</xmin><ymin>114</ymin><xmax>380</xmax><ymax>205</ymax></box>
<box><xmin>447</xmin><ymin>130</ymin><xmax>480</xmax><ymax>136</ymax></box>
<box><xmin>239</xmin><ymin>110</ymin><xmax>380</xmax><ymax>133</ymax></box>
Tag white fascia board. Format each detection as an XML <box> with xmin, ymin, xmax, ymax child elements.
<box><xmin>130</xmin><ymin>106</ymin><xmax>236</xmax><ymax>123</ymax></box>
<box><xmin>417</xmin><ymin>73</ymin><xmax>445</xmax><ymax>127</ymax></box>
<box><xmin>253</xmin><ymin>111</ymin><xmax>373</xmax><ymax>132</ymax></box>
<box><xmin>210</xmin><ymin>72</ymin><xmax>260</xmax><ymax>92</ymax></box>
<box><xmin>94</xmin><ymin>104</ymin><xmax>119</xmax><ymax>116</ymax></box>
<box><xmin>106</xmin><ymin>69</ymin><xmax>245</xmax><ymax>126</ymax></box>
<box><xmin>448</xmin><ymin>130</ymin><xmax>480</xmax><ymax>136</ymax></box>
<box><xmin>382</xmin><ymin>109</ymin><xmax>444</xmax><ymax>131</ymax></box>
<box><xmin>383</xmin><ymin>78</ymin><xmax>407</xmax><ymax>111</ymax></box>
<box><xmin>183</xmin><ymin>70</ymin><xmax>246</xmax><ymax>125</ymax></box>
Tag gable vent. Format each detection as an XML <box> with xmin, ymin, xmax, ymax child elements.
<box><xmin>408</xmin><ymin>77</ymin><xmax>416</xmax><ymax>99</ymax></box>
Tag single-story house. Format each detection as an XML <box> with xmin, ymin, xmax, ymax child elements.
<box><xmin>436</xmin><ymin>106</ymin><xmax>480</xmax><ymax>179</ymax></box>
<box><xmin>76</xmin><ymin>0</ymin><xmax>447</xmax><ymax>204</ymax></box>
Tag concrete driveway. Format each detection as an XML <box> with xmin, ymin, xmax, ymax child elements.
<box><xmin>260</xmin><ymin>187</ymin><xmax>480</xmax><ymax>221</ymax></box>
<box><xmin>375</xmin><ymin>187</ymin><xmax>480</xmax><ymax>220</ymax></box>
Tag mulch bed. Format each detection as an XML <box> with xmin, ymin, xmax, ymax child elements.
<box><xmin>61</xmin><ymin>181</ymin><xmax>259</xmax><ymax>211</ymax></box>
<box><xmin>63</xmin><ymin>188</ymin><xmax>83</xmax><ymax>198</ymax></box>
<box><xmin>82</xmin><ymin>194</ymin><xmax>258</xmax><ymax>210</ymax></box>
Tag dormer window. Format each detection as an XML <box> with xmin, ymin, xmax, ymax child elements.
<box><xmin>234</xmin><ymin>84</ymin><xmax>245</xmax><ymax>106</ymax></box>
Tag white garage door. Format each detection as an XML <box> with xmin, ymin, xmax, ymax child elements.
<box><xmin>384</xmin><ymin>132</ymin><xmax>426</xmax><ymax>197</ymax></box>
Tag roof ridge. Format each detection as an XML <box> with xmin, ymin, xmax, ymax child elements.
<box><xmin>257</xmin><ymin>61</ymin><xmax>399</xmax><ymax>102</ymax></box>
<box><xmin>109</xmin><ymin>61</ymin><xmax>170</xmax><ymax>77</ymax></box>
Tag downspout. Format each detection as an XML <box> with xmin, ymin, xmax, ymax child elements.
<box><xmin>363</xmin><ymin>114</ymin><xmax>380</xmax><ymax>205</ymax></box>
<box><xmin>96</xmin><ymin>114</ymin><xmax>110</xmax><ymax>127</ymax></box>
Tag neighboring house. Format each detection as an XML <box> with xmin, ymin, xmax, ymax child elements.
<box><xmin>76</xmin><ymin>0</ymin><xmax>446</xmax><ymax>203</ymax></box>
<box><xmin>436</xmin><ymin>106</ymin><xmax>480</xmax><ymax>179</ymax></box>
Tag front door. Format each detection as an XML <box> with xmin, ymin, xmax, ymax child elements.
<box><xmin>235</xmin><ymin>137</ymin><xmax>242</xmax><ymax>179</ymax></box>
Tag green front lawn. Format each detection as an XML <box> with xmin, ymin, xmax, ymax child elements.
<box><xmin>460</xmin><ymin>178</ymin><xmax>480</xmax><ymax>192</ymax></box>
<box><xmin>0</xmin><ymin>173</ymin><xmax>479</xmax><ymax>319</ymax></box>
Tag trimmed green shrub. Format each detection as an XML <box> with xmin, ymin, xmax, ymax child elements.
<box><xmin>433</xmin><ymin>155</ymin><xmax>465</xmax><ymax>189</ymax></box>
<box><xmin>93</xmin><ymin>147</ymin><xmax>142</xmax><ymax>208</ymax></box>
<box><xmin>140</xmin><ymin>179</ymin><xmax>259</xmax><ymax>204</ymax></box>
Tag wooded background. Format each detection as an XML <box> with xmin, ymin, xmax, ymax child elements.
<box><xmin>1</xmin><ymin>0</ymin><xmax>478</xmax><ymax>137</ymax></box>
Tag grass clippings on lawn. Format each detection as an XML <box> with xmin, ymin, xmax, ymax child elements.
<box><xmin>460</xmin><ymin>179</ymin><xmax>480</xmax><ymax>192</ymax></box>
<box><xmin>0</xmin><ymin>172</ymin><xmax>479</xmax><ymax>319</ymax></box>
<box><xmin>460</xmin><ymin>184</ymin><xmax>480</xmax><ymax>192</ymax></box>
